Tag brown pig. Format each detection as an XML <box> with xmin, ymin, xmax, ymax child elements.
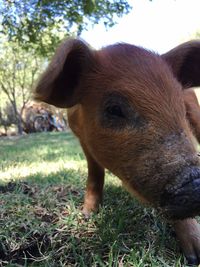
<box><xmin>34</xmin><ymin>39</ymin><xmax>200</xmax><ymax>265</ymax></box>
<box><xmin>183</xmin><ymin>89</ymin><xmax>200</xmax><ymax>143</ymax></box>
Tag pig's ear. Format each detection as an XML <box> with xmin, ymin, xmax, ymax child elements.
<box><xmin>34</xmin><ymin>38</ymin><xmax>94</xmax><ymax>108</ymax></box>
<box><xmin>162</xmin><ymin>40</ymin><xmax>200</xmax><ymax>88</ymax></box>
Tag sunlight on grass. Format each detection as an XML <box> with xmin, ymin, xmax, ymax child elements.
<box><xmin>0</xmin><ymin>160</ymin><xmax>86</xmax><ymax>181</ymax></box>
<box><xmin>0</xmin><ymin>132</ymin><xmax>85</xmax><ymax>182</ymax></box>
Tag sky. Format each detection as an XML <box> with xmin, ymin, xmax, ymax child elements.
<box><xmin>81</xmin><ymin>0</ymin><xmax>200</xmax><ymax>54</ymax></box>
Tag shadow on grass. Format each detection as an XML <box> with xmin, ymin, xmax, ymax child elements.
<box><xmin>0</xmin><ymin>169</ymin><xmax>183</xmax><ymax>267</ymax></box>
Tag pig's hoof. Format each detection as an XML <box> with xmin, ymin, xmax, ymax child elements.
<box><xmin>183</xmin><ymin>240</ymin><xmax>200</xmax><ymax>266</ymax></box>
<box><xmin>82</xmin><ymin>207</ymin><xmax>93</xmax><ymax>219</ymax></box>
<box><xmin>82</xmin><ymin>204</ymin><xmax>99</xmax><ymax>219</ymax></box>
<box><xmin>82</xmin><ymin>199</ymin><xmax>101</xmax><ymax>218</ymax></box>
<box><xmin>174</xmin><ymin>219</ymin><xmax>200</xmax><ymax>266</ymax></box>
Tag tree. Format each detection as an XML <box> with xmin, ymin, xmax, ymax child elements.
<box><xmin>0</xmin><ymin>103</ymin><xmax>16</xmax><ymax>135</ymax></box>
<box><xmin>0</xmin><ymin>0</ymin><xmax>132</xmax><ymax>134</ymax></box>
<box><xmin>0</xmin><ymin>41</ymin><xmax>45</xmax><ymax>134</ymax></box>
<box><xmin>0</xmin><ymin>0</ymin><xmax>132</xmax><ymax>57</ymax></box>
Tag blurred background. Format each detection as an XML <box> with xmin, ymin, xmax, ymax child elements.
<box><xmin>0</xmin><ymin>0</ymin><xmax>200</xmax><ymax>136</ymax></box>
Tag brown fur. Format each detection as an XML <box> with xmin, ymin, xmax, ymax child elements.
<box><xmin>162</xmin><ymin>40</ymin><xmax>200</xmax><ymax>87</ymax></box>
<box><xmin>35</xmin><ymin>38</ymin><xmax>200</xmax><ymax>264</ymax></box>
<box><xmin>184</xmin><ymin>89</ymin><xmax>200</xmax><ymax>143</ymax></box>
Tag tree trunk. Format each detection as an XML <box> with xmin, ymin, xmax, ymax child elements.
<box><xmin>12</xmin><ymin>101</ymin><xmax>23</xmax><ymax>135</ymax></box>
<box><xmin>4</xmin><ymin>125</ymin><xmax>8</xmax><ymax>135</ymax></box>
<box><xmin>17</xmin><ymin>114</ymin><xmax>23</xmax><ymax>135</ymax></box>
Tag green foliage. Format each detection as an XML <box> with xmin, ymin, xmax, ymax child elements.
<box><xmin>0</xmin><ymin>132</ymin><xmax>187</xmax><ymax>266</ymax></box>
<box><xmin>1</xmin><ymin>0</ymin><xmax>132</xmax><ymax>56</ymax></box>
<box><xmin>0</xmin><ymin>41</ymin><xmax>43</xmax><ymax>101</ymax></box>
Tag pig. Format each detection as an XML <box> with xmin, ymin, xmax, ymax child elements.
<box><xmin>34</xmin><ymin>38</ymin><xmax>200</xmax><ymax>265</ymax></box>
<box><xmin>183</xmin><ymin>89</ymin><xmax>200</xmax><ymax>143</ymax></box>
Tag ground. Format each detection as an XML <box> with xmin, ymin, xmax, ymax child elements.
<box><xmin>0</xmin><ymin>132</ymin><xmax>193</xmax><ymax>266</ymax></box>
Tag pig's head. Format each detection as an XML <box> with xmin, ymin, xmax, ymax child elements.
<box><xmin>35</xmin><ymin>39</ymin><xmax>200</xmax><ymax>220</ymax></box>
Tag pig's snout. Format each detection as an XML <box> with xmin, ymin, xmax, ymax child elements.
<box><xmin>160</xmin><ymin>167</ymin><xmax>200</xmax><ymax>220</ymax></box>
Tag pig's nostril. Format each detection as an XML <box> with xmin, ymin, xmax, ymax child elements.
<box><xmin>181</xmin><ymin>177</ymin><xmax>200</xmax><ymax>191</ymax></box>
<box><xmin>160</xmin><ymin>167</ymin><xmax>200</xmax><ymax>219</ymax></box>
<box><xmin>192</xmin><ymin>178</ymin><xmax>200</xmax><ymax>187</ymax></box>
<box><xmin>188</xmin><ymin>167</ymin><xmax>200</xmax><ymax>181</ymax></box>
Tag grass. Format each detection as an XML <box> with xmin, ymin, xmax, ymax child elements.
<box><xmin>0</xmin><ymin>132</ymin><xmax>190</xmax><ymax>266</ymax></box>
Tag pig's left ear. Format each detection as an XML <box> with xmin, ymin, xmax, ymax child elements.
<box><xmin>162</xmin><ymin>40</ymin><xmax>200</xmax><ymax>88</ymax></box>
<box><xmin>34</xmin><ymin>38</ymin><xmax>94</xmax><ymax>108</ymax></box>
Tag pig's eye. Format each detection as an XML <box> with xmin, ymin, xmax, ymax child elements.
<box><xmin>105</xmin><ymin>105</ymin><xmax>125</xmax><ymax>118</ymax></box>
<box><xmin>101</xmin><ymin>93</ymin><xmax>145</xmax><ymax>129</ymax></box>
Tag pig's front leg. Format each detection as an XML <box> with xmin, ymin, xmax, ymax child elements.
<box><xmin>173</xmin><ymin>218</ymin><xmax>200</xmax><ymax>265</ymax></box>
<box><xmin>81</xmin><ymin>143</ymin><xmax>105</xmax><ymax>217</ymax></box>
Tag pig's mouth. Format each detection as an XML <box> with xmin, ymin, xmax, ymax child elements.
<box><xmin>159</xmin><ymin>167</ymin><xmax>200</xmax><ymax>220</ymax></box>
